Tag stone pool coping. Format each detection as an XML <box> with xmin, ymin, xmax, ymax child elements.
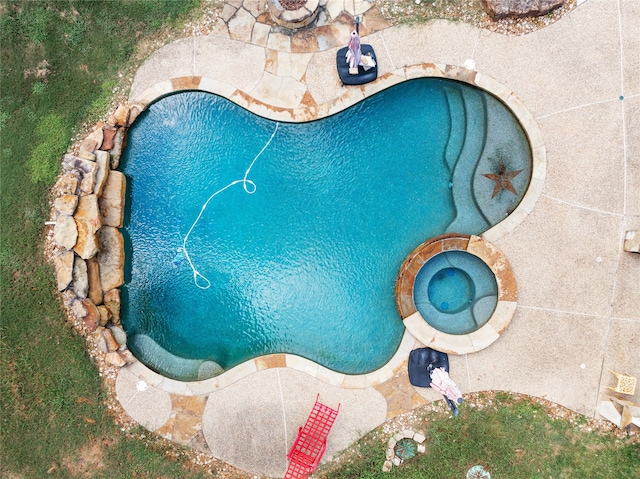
<box><xmin>397</xmin><ymin>233</ymin><xmax>518</xmax><ymax>355</ymax></box>
<box><xmin>123</xmin><ymin>64</ymin><xmax>544</xmax><ymax>394</ymax></box>
<box><xmin>123</xmin><ymin>330</ymin><xmax>417</xmax><ymax>395</ymax></box>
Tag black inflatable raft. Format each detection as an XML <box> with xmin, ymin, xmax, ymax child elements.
<box><xmin>336</xmin><ymin>44</ymin><xmax>378</xmax><ymax>86</ymax></box>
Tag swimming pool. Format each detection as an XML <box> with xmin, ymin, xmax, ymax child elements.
<box><xmin>122</xmin><ymin>78</ymin><xmax>531</xmax><ymax>381</ymax></box>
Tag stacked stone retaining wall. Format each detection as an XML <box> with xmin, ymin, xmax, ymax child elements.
<box><xmin>50</xmin><ymin>104</ymin><xmax>143</xmax><ymax>369</ymax></box>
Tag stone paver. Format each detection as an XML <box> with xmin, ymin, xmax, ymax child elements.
<box><xmin>117</xmin><ymin>0</ymin><xmax>639</xmax><ymax>476</ymax></box>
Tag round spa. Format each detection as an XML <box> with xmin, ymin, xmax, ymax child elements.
<box><xmin>414</xmin><ymin>250</ymin><xmax>498</xmax><ymax>335</ymax></box>
<box><xmin>396</xmin><ymin>233</ymin><xmax>517</xmax><ymax>354</ymax></box>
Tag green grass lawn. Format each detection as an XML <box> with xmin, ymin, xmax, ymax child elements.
<box><xmin>319</xmin><ymin>392</ymin><xmax>640</xmax><ymax>479</ymax></box>
<box><xmin>0</xmin><ymin>1</ymin><xmax>210</xmax><ymax>477</ymax></box>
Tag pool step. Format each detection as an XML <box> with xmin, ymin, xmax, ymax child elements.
<box><xmin>444</xmin><ymin>86</ymin><xmax>466</xmax><ymax>173</ymax></box>
<box><xmin>446</xmin><ymin>86</ymin><xmax>490</xmax><ymax>235</ymax></box>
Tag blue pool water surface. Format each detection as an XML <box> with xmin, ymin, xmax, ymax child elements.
<box><xmin>122</xmin><ymin>78</ymin><xmax>531</xmax><ymax>380</ymax></box>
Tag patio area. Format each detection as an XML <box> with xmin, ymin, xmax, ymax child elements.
<box><xmin>114</xmin><ymin>0</ymin><xmax>639</xmax><ymax>476</ymax></box>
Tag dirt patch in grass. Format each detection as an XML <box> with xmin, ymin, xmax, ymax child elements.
<box><xmin>60</xmin><ymin>439</ymin><xmax>108</xmax><ymax>478</ymax></box>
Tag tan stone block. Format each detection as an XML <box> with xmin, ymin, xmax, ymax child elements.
<box><xmin>63</xmin><ymin>155</ymin><xmax>98</xmax><ymax>195</ymax></box>
<box><xmin>103</xmin><ymin>288</ymin><xmax>121</xmax><ymax>324</ymax></box>
<box><xmin>53</xmin><ymin>250</ymin><xmax>74</xmax><ymax>291</ymax></box>
<box><xmin>99</xmin><ymin>171</ymin><xmax>125</xmax><ymax>228</ymax></box>
<box><xmin>113</xmin><ymin>105</ymin><xmax>130</xmax><ymax>127</ymax></box>
<box><xmin>77</xmin><ymin>150</ymin><xmax>96</xmax><ymax>162</ymax></box>
<box><xmin>98</xmin><ymin>227</ymin><xmax>124</xmax><ymax>291</ymax></box>
<box><xmin>624</xmin><ymin>230</ymin><xmax>640</xmax><ymax>253</ymax></box>
<box><xmin>93</xmin><ymin>150</ymin><xmax>110</xmax><ymax>197</ymax></box>
<box><xmin>54</xmin><ymin>194</ymin><xmax>78</xmax><ymax>216</ymax></box>
<box><xmin>171</xmin><ymin>76</ymin><xmax>202</xmax><ymax>91</ymax></box>
<box><xmin>171</xmin><ymin>413</ymin><xmax>202</xmax><ymax>445</ymax></box>
<box><xmin>80</xmin><ymin>298</ymin><xmax>100</xmax><ymax>332</ymax></box>
<box><xmin>127</xmin><ymin>104</ymin><xmax>144</xmax><ymax>127</ymax></box>
<box><xmin>97</xmin><ymin>305</ymin><xmax>111</xmax><ymax>326</ymax></box>
<box><xmin>83</xmin><ymin>125</ymin><xmax>104</xmax><ymax>152</ymax></box>
<box><xmin>255</xmin><ymin>354</ymin><xmax>286</xmax><ymax>370</ymax></box>
<box><xmin>73</xmin><ymin>195</ymin><xmax>102</xmax><ymax>259</ymax></box>
<box><xmin>109</xmin><ymin>129</ymin><xmax>126</xmax><ymax>168</ymax></box>
<box><xmin>53</xmin><ymin>214</ymin><xmax>78</xmax><ymax>250</ymax></box>
<box><xmin>56</xmin><ymin>172</ymin><xmax>80</xmax><ymax>195</ymax></box>
<box><xmin>171</xmin><ymin>394</ymin><xmax>206</xmax><ymax>416</ymax></box>
<box><xmin>91</xmin><ymin>328</ymin><xmax>108</xmax><ymax>352</ymax></box>
<box><xmin>105</xmin><ymin>351</ymin><xmax>126</xmax><ymax>367</ymax></box>
<box><xmin>72</xmin><ymin>256</ymin><xmax>88</xmax><ymax>298</ymax></box>
<box><xmin>86</xmin><ymin>257</ymin><xmax>103</xmax><ymax>306</ymax></box>
<box><xmin>119</xmin><ymin>349</ymin><xmax>137</xmax><ymax>364</ymax></box>
<box><xmin>102</xmin><ymin>328</ymin><xmax>119</xmax><ymax>352</ymax></box>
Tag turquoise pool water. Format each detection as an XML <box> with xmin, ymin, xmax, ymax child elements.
<box><xmin>122</xmin><ymin>78</ymin><xmax>531</xmax><ymax>381</ymax></box>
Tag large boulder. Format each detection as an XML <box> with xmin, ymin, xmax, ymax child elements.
<box><xmin>93</xmin><ymin>150</ymin><xmax>110</xmax><ymax>196</ymax></box>
<box><xmin>105</xmin><ymin>351</ymin><xmax>126</xmax><ymax>367</ymax></box>
<box><xmin>80</xmin><ymin>298</ymin><xmax>100</xmax><ymax>331</ymax></box>
<box><xmin>53</xmin><ymin>214</ymin><xmax>78</xmax><ymax>250</ymax></box>
<box><xmin>72</xmin><ymin>256</ymin><xmax>89</xmax><ymax>299</ymax></box>
<box><xmin>97</xmin><ymin>227</ymin><xmax>124</xmax><ymax>291</ymax></box>
<box><xmin>101</xmin><ymin>126</ymin><xmax>117</xmax><ymax>151</ymax></box>
<box><xmin>63</xmin><ymin>155</ymin><xmax>98</xmax><ymax>195</ymax></box>
<box><xmin>53</xmin><ymin>250</ymin><xmax>75</xmax><ymax>291</ymax></box>
<box><xmin>86</xmin><ymin>257</ymin><xmax>103</xmax><ymax>305</ymax></box>
<box><xmin>113</xmin><ymin>105</ymin><xmax>130</xmax><ymax>127</ymax></box>
<box><xmin>56</xmin><ymin>171</ymin><xmax>81</xmax><ymax>195</ymax></box>
<box><xmin>54</xmin><ymin>194</ymin><xmax>78</xmax><ymax>216</ymax></box>
<box><xmin>97</xmin><ymin>305</ymin><xmax>112</xmax><ymax>326</ymax></box>
<box><xmin>103</xmin><ymin>288</ymin><xmax>121</xmax><ymax>325</ymax></box>
<box><xmin>73</xmin><ymin>194</ymin><xmax>102</xmax><ymax>259</ymax></box>
<box><xmin>109</xmin><ymin>325</ymin><xmax>127</xmax><ymax>348</ymax></box>
<box><xmin>99</xmin><ymin>170</ymin><xmax>125</xmax><ymax>227</ymax></box>
<box><xmin>127</xmin><ymin>104</ymin><xmax>144</xmax><ymax>127</ymax></box>
<box><xmin>82</xmin><ymin>125</ymin><xmax>104</xmax><ymax>153</ymax></box>
<box><xmin>109</xmin><ymin>129</ymin><xmax>126</xmax><ymax>169</ymax></box>
<box><xmin>479</xmin><ymin>0</ymin><xmax>564</xmax><ymax>19</ymax></box>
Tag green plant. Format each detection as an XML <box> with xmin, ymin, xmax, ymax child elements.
<box><xmin>63</xmin><ymin>18</ymin><xmax>87</xmax><ymax>47</ymax></box>
<box><xmin>16</xmin><ymin>2</ymin><xmax>53</xmax><ymax>45</ymax></box>
<box><xmin>27</xmin><ymin>113</ymin><xmax>69</xmax><ymax>184</ymax></box>
<box><xmin>31</xmin><ymin>81</ymin><xmax>47</xmax><ymax>95</ymax></box>
<box><xmin>85</xmin><ymin>78</ymin><xmax>118</xmax><ymax>123</ymax></box>
<box><xmin>0</xmin><ymin>110</ymin><xmax>9</xmax><ymax>131</ymax></box>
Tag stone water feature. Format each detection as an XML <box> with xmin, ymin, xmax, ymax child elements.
<box><xmin>268</xmin><ymin>0</ymin><xmax>320</xmax><ymax>29</ymax></box>
<box><xmin>50</xmin><ymin>104</ymin><xmax>142</xmax><ymax>369</ymax></box>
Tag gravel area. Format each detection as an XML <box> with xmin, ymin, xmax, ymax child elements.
<box><xmin>182</xmin><ymin>0</ymin><xmax>578</xmax><ymax>37</ymax></box>
<box><xmin>375</xmin><ymin>0</ymin><xmax>578</xmax><ymax>36</ymax></box>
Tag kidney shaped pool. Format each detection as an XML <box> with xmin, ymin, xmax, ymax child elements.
<box><xmin>122</xmin><ymin>78</ymin><xmax>531</xmax><ymax>381</ymax></box>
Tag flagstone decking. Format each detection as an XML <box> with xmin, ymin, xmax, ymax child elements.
<box><xmin>115</xmin><ymin>1</ymin><xmax>639</xmax><ymax>477</ymax></box>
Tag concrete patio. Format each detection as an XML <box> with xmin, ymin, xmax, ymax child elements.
<box><xmin>114</xmin><ymin>0</ymin><xmax>639</xmax><ymax>476</ymax></box>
